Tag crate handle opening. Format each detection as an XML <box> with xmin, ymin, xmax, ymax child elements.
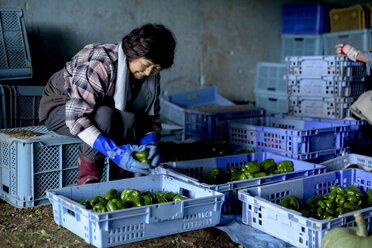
<box><xmin>268</xmin><ymin>98</ymin><xmax>278</xmax><ymax>102</ymax></box>
<box><xmin>179</xmin><ymin>188</ymin><xmax>193</xmax><ymax>198</ymax></box>
<box><xmin>338</xmin><ymin>35</ymin><xmax>349</xmax><ymax>39</ymax></box>
<box><xmin>294</xmin><ymin>38</ymin><xmax>304</xmax><ymax>41</ymax></box>
<box><xmin>186</xmin><ymin>93</ymin><xmax>200</xmax><ymax>100</ymax></box>
<box><xmin>2</xmin><ymin>184</ymin><xmax>9</xmax><ymax>193</ymax></box>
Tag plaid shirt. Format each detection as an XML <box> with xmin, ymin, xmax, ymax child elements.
<box><xmin>64</xmin><ymin>43</ymin><xmax>161</xmax><ymax>136</ymax></box>
<box><xmin>64</xmin><ymin>43</ymin><xmax>118</xmax><ymax>135</ymax></box>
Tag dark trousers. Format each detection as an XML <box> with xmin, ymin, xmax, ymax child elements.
<box><xmin>43</xmin><ymin>104</ymin><xmax>138</xmax><ymax>161</ymax></box>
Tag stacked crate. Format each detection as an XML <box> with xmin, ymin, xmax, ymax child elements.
<box><xmin>280</xmin><ymin>2</ymin><xmax>330</xmax><ymax>60</ymax></box>
<box><xmin>285</xmin><ymin>55</ymin><xmax>371</xmax><ymax>119</ymax></box>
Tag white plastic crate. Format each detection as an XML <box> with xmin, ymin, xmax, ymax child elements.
<box><xmin>323</xmin><ymin>29</ymin><xmax>372</xmax><ymax>55</ymax></box>
<box><xmin>286</xmin><ymin>55</ymin><xmax>367</xmax><ymax>77</ymax></box>
<box><xmin>321</xmin><ymin>153</ymin><xmax>372</xmax><ymax>172</ymax></box>
<box><xmin>255</xmin><ymin>62</ymin><xmax>288</xmax><ymax>93</ymax></box>
<box><xmin>288</xmin><ymin>95</ymin><xmax>355</xmax><ymax>119</ymax></box>
<box><xmin>238</xmin><ymin>169</ymin><xmax>372</xmax><ymax>248</ymax></box>
<box><xmin>0</xmin><ymin>126</ymin><xmax>109</xmax><ymax>208</ymax></box>
<box><xmin>286</xmin><ymin>75</ymin><xmax>372</xmax><ymax>97</ymax></box>
<box><xmin>47</xmin><ymin>174</ymin><xmax>224</xmax><ymax>248</ymax></box>
<box><xmin>254</xmin><ymin>90</ymin><xmax>288</xmax><ymax>115</ymax></box>
<box><xmin>281</xmin><ymin>34</ymin><xmax>323</xmax><ymax>61</ymax></box>
<box><xmin>0</xmin><ymin>8</ymin><xmax>32</xmax><ymax>80</ymax></box>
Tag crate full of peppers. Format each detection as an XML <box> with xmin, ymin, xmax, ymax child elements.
<box><xmin>154</xmin><ymin>151</ymin><xmax>326</xmax><ymax>214</ymax></box>
<box><xmin>238</xmin><ymin>169</ymin><xmax>372</xmax><ymax>248</ymax></box>
<box><xmin>46</xmin><ymin>174</ymin><xmax>224</xmax><ymax>248</ymax></box>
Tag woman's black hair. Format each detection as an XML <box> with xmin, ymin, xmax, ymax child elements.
<box><xmin>122</xmin><ymin>23</ymin><xmax>176</xmax><ymax>69</ymax></box>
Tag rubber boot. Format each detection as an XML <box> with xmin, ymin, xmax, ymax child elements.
<box><xmin>109</xmin><ymin>161</ymin><xmax>134</xmax><ymax>181</ymax></box>
<box><xmin>76</xmin><ymin>151</ymin><xmax>104</xmax><ymax>185</ymax></box>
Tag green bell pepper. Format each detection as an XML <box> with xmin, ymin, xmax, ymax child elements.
<box><xmin>224</xmin><ymin>167</ymin><xmax>237</xmax><ymax>181</ymax></box>
<box><xmin>164</xmin><ymin>192</ymin><xmax>176</xmax><ymax>201</ymax></box>
<box><xmin>277</xmin><ymin>160</ymin><xmax>294</xmax><ymax>173</ymax></box>
<box><xmin>335</xmin><ymin>194</ymin><xmax>346</xmax><ymax>206</ymax></box>
<box><xmin>344</xmin><ymin>202</ymin><xmax>362</xmax><ymax>211</ymax></box>
<box><xmin>207</xmin><ymin>168</ymin><xmax>224</xmax><ymax>184</ymax></box>
<box><xmin>346</xmin><ymin>185</ymin><xmax>363</xmax><ymax>198</ymax></box>
<box><xmin>173</xmin><ymin>194</ymin><xmax>185</xmax><ymax>201</ymax></box>
<box><xmin>367</xmin><ymin>189</ymin><xmax>372</xmax><ymax>206</ymax></box>
<box><xmin>104</xmin><ymin>189</ymin><xmax>119</xmax><ymax>201</ymax></box>
<box><xmin>121</xmin><ymin>188</ymin><xmax>143</xmax><ymax>206</ymax></box>
<box><xmin>306</xmin><ymin>195</ymin><xmax>321</xmax><ymax>207</ymax></box>
<box><xmin>253</xmin><ymin>172</ymin><xmax>267</xmax><ymax>178</ymax></box>
<box><xmin>88</xmin><ymin>196</ymin><xmax>105</xmax><ymax>207</ymax></box>
<box><xmin>93</xmin><ymin>201</ymin><xmax>107</xmax><ymax>213</ymax></box>
<box><xmin>330</xmin><ymin>186</ymin><xmax>346</xmax><ymax>195</ymax></box>
<box><xmin>134</xmin><ymin>150</ymin><xmax>149</xmax><ymax>163</ymax></box>
<box><xmin>156</xmin><ymin>195</ymin><xmax>168</xmax><ymax>203</ymax></box>
<box><xmin>280</xmin><ymin>195</ymin><xmax>301</xmax><ymax>211</ymax></box>
<box><xmin>107</xmin><ymin>198</ymin><xmax>125</xmax><ymax>211</ymax></box>
<box><xmin>260</xmin><ymin>159</ymin><xmax>276</xmax><ymax>172</ymax></box>
<box><xmin>242</xmin><ymin>160</ymin><xmax>261</xmax><ymax>174</ymax></box>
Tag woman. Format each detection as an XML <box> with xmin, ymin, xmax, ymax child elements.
<box><xmin>39</xmin><ymin>24</ymin><xmax>176</xmax><ymax>184</ymax></box>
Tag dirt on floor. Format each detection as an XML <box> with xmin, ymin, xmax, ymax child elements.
<box><xmin>0</xmin><ymin>199</ymin><xmax>242</xmax><ymax>248</ymax></box>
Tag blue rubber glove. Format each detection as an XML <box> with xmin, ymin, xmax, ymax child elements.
<box><xmin>139</xmin><ymin>132</ymin><xmax>161</xmax><ymax>167</ymax></box>
<box><xmin>93</xmin><ymin>134</ymin><xmax>151</xmax><ymax>175</ymax></box>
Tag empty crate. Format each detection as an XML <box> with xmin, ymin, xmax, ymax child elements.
<box><xmin>0</xmin><ymin>8</ymin><xmax>32</xmax><ymax>80</ymax></box>
<box><xmin>281</xmin><ymin>34</ymin><xmax>323</xmax><ymax>61</ymax></box>
<box><xmin>323</xmin><ymin>29</ymin><xmax>372</xmax><ymax>55</ymax></box>
<box><xmin>228</xmin><ymin>116</ymin><xmax>350</xmax><ymax>156</ymax></box>
<box><xmin>160</xmin><ymin>86</ymin><xmax>234</xmax><ymax>126</ymax></box>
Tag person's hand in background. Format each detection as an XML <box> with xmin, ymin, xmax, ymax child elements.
<box><xmin>335</xmin><ymin>44</ymin><xmax>359</xmax><ymax>61</ymax></box>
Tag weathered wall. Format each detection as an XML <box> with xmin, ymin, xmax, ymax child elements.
<box><xmin>0</xmin><ymin>0</ymin><xmax>324</xmax><ymax>102</ymax></box>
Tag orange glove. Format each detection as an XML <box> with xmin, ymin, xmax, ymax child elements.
<box><xmin>335</xmin><ymin>44</ymin><xmax>359</xmax><ymax>62</ymax></box>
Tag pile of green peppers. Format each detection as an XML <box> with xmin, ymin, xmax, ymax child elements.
<box><xmin>280</xmin><ymin>186</ymin><xmax>372</xmax><ymax>220</ymax></box>
<box><xmin>77</xmin><ymin>188</ymin><xmax>186</xmax><ymax>213</ymax></box>
<box><xmin>206</xmin><ymin>159</ymin><xmax>294</xmax><ymax>184</ymax></box>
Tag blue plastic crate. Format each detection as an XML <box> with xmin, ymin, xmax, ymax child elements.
<box><xmin>184</xmin><ymin>105</ymin><xmax>264</xmax><ymax>140</ymax></box>
<box><xmin>160</xmin><ymin>86</ymin><xmax>234</xmax><ymax>126</ymax></box>
<box><xmin>155</xmin><ymin>151</ymin><xmax>326</xmax><ymax>214</ymax></box>
<box><xmin>286</xmin><ymin>55</ymin><xmax>368</xmax><ymax>77</ymax></box>
<box><xmin>159</xmin><ymin>123</ymin><xmax>184</xmax><ymax>142</ymax></box>
<box><xmin>46</xmin><ymin>174</ymin><xmax>224</xmax><ymax>248</ymax></box>
<box><xmin>238</xmin><ymin>169</ymin><xmax>372</xmax><ymax>248</ymax></box>
<box><xmin>0</xmin><ymin>126</ymin><xmax>109</xmax><ymax>208</ymax></box>
<box><xmin>282</xmin><ymin>2</ymin><xmax>327</xmax><ymax>34</ymax></box>
<box><xmin>281</xmin><ymin>34</ymin><xmax>323</xmax><ymax>61</ymax></box>
<box><xmin>321</xmin><ymin>153</ymin><xmax>372</xmax><ymax>172</ymax></box>
<box><xmin>0</xmin><ymin>8</ymin><xmax>32</xmax><ymax>80</ymax></box>
<box><xmin>228</xmin><ymin>116</ymin><xmax>350</xmax><ymax>155</ymax></box>
<box><xmin>273</xmin><ymin>114</ymin><xmax>371</xmax><ymax>152</ymax></box>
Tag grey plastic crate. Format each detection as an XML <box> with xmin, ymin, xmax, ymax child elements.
<box><xmin>281</xmin><ymin>34</ymin><xmax>323</xmax><ymax>61</ymax></box>
<box><xmin>0</xmin><ymin>8</ymin><xmax>32</xmax><ymax>80</ymax></box>
<box><xmin>12</xmin><ymin>85</ymin><xmax>44</xmax><ymax>127</ymax></box>
<box><xmin>255</xmin><ymin>62</ymin><xmax>288</xmax><ymax>94</ymax></box>
<box><xmin>0</xmin><ymin>85</ymin><xmax>6</xmax><ymax>128</ymax></box>
<box><xmin>321</xmin><ymin>153</ymin><xmax>372</xmax><ymax>172</ymax></box>
<box><xmin>0</xmin><ymin>126</ymin><xmax>109</xmax><ymax>208</ymax></box>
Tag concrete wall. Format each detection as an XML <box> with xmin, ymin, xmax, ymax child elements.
<box><xmin>0</xmin><ymin>0</ymin><xmax>292</xmax><ymax>102</ymax></box>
